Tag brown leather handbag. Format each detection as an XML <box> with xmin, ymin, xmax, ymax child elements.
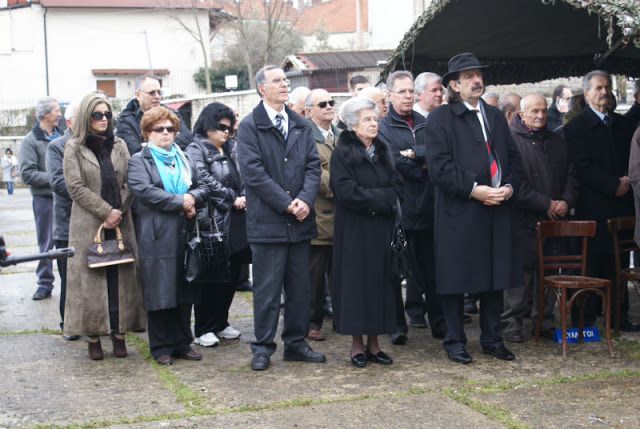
<box><xmin>87</xmin><ymin>225</ymin><xmax>135</xmax><ymax>268</ymax></box>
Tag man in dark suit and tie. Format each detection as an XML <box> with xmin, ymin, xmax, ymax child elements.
<box><xmin>236</xmin><ymin>65</ymin><xmax>325</xmax><ymax>370</ymax></box>
<box><xmin>563</xmin><ymin>70</ymin><xmax>640</xmax><ymax>332</ymax></box>
<box><xmin>424</xmin><ymin>53</ymin><xmax>523</xmax><ymax>364</ymax></box>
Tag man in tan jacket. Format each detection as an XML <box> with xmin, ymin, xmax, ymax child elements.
<box><xmin>305</xmin><ymin>88</ymin><xmax>339</xmax><ymax>341</ymax></box>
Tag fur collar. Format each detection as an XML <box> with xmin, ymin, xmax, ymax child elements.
<box><xmin>336</xmin><ymin>130</ymin><xmax>391</xmax><ymax>165</ymax></box>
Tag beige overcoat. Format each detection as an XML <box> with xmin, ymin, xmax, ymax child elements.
<box><xmin>62</xmin><ymin>136</ymin><xmax>146</xmax><ymax>336</ymax></box>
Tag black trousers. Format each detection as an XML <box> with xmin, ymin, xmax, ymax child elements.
<box><xmin>147</xmin><ymin>304</ymin><xmax>193</xmax><ymax>359</ymax></box>
<box><xmin>403</xmin><ymin>228</ymin><xmax>445</xmax><ymax>336</ymax></box>
<box><xmin>309</xmin><ymin>245</ymin><xmax>332</xmax><ymax>330</ymax></box>
<box><xmin>442</xmin><ymin>290</ymin><xmax>503</xmax><ymax>353</ymax></box>
<box><xmin>55</xmin><ymin>239</ymin><xmax>68</xmax><ymax>331</ymax></box>
<box><xmin>194</xmin><ymin>281</ymin><xmax>236</xmax><ymax>337</ymax></box>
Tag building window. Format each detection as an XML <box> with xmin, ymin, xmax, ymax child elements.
<box><xmin>96</xmin><ymin>80</ymin><xmax>116</xmax><ymax>97</ymax></box>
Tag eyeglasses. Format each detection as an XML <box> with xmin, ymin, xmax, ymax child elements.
<box><xmin>150</xmin><ymin>125</ymin><xmax>176</xmax><ymax>133</ymax></box>
<box><xmin>141</xmin><ymin>89</ymin><xmax>164</xmax><ymax>97</ymax></box>
<box><xmin>267</xmin><ymin>78</ymin><xmax>290</xmax><ymax>86</ymax></box>
<box><xmin>214</xmin><ymin>123</ymin><xmax>231</xmax><ymax>132</ymax></box>
<box><xmin>390</xmin><ymin>89</ymin><xmax>415</xmax><ymax>96</ymax></box>
<box><xmin>90</xmin><ymin>111</ymin><xmax>113</xmax><ymax>121</ymax></box>
<box><xmin>315</xmin><ymin>100</ymin><xmax>335</xmax><ymax>108</ymax></box>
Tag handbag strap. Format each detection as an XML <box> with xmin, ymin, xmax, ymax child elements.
<box><xmin>92</xmin><ymin>225</ymin><xmax>125</xmax><ymax>251</ymax></box>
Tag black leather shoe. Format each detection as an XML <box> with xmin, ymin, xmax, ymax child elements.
<box><xmin>504</xmin><ymin>331</ymin><xmax>524</xmax><ymax>343</ymax></box>
<box><xmin>251</xmin><ymin>353</ymin><xmax>270</xmax><ymax>370</ymax></box>
<box><xmin>409</xmin><ymin>317</ymin><xmax>428</xmax><ymax>328</ymax></box>
<box><xmin>620</xmin><ymin>320</ymin><xmax>640</xmax><ymax>332</ymax></box>
<box><xmin>482</xmin><ymin>344</ymin><xmax>515</xmax><ymax>361</ymax></box>
<box><xmin>350</xmin><ymin>352</ymin><xmax>367</xmax><ymax>368</ymax></box>
<box><xmin>283</xmin><ymin>347</ymin><xmax>326</xmax><ymax>363</ymax></box>
<box><xmin>365</xmin><ymin>347</ymin><xmax>393</xmax><ymax>365</ymax></box>
<box><xmin>63</xmin><ymin>334</ymin><xmax>80</xmax><ymax>341</ymax></box>
<box><xmin>390</xmin><ymin>332</ymin><xmax>408</xmax><ymax>345</ymax></box>
<box><xmin>447</xmin><ymin>349</ymin><xmax>472</xmax><ymax>364</ymax></box>
<box><xmin>32</xmin><ymin>287</ymin><xmax>52</xmax><ymax>300</ymax></box>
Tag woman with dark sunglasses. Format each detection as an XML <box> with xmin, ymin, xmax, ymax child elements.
<box><xmin>62</xmin><ymin>94</ymin><xmax>146</xmax><ymax>360</ymax></box>
<box><xmin>127</xmin><ymin>106</ymin><xmax>208</xmax><ymax>365</ymax></box>
<box><xmin>185</xmin><ymin>102</ymin><xmax>249</xmax><ymax>348</ymax></box>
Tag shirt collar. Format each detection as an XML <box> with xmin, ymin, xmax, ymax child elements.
<box><xmin>589</xmin><ymin>105</ymin><xmax>607</xmax><ymax>123</ymax></box>
<box><xmin>263</xmin><ymin>102</ymin><xmax>288</xmax><ymax>126</ymax></box>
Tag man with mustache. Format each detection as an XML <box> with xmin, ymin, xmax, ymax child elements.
<box><xmin>424</xmin><ymin>53</ymin><xmax>523</xmax><ymax>364</ymax></box>
<box><xmin>502</xmin><ymin>94</ymin><xmax>579</xmax><ymax>342</ymax></box>
<box><xmin>563</xmin><ymin>70</ymin><xmax>640</xmax><ymax>332</ymax></box>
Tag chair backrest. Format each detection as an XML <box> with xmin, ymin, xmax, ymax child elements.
<box><xmin>536</xmin><ymin>220</ymin><xmax>596</xmax><ymax>277</ymax></box>
<box><xmin>607</xmin><ymin>216</ymin><xmax>638</xmax><ymax>272</ymax></box>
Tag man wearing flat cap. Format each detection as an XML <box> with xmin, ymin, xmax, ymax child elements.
<box><xmin>424</xmin><ymin>53</ymin><xmax>523</xmax><ymax>364</ymax></box>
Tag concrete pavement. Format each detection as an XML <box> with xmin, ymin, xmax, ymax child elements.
<box><xmin>2</xmin><ymin>188</ymin><xmax>640</xmax><ymax>429</ymax></box>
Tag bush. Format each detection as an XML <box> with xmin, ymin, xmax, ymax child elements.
<box><xmin>193</xmin><ymin>65</ymin><xmax>250</xmax><ymax>92</ymax></box>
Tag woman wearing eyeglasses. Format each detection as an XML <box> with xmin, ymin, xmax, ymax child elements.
<box><xmin>127</xmin><ymin>106</ymin><xmax>208</xmax><ymax>365</ymax></box>
<box><xmin>62</xmin><ymin>94</ymin><xmax>146</xmax><ymax>360</ymax></box>
<box><xmin>185</xmin><ymin>102</ymin><xmax>249</xmax><ymax>347</ymax></box>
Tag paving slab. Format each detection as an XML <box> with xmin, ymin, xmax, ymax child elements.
<box><xmin>103</xmin><ymin>390</ymin><xmax>507</xmax><ymax>429</ymax></box>
<box><xmin>0</xmin><ymin>272</ymin><xmax>61</xmax><ymax>332</ymax></box>
<box><xmin>0</xmin><ymin>334</ymin><xmax>185</xmax><ymax>428</ymax></box>
<box><xmin>470</xmin><ymin>373</ymin><xmax>640</xmax><ymax>429</ymax></box>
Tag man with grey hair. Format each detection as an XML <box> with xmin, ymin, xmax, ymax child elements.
<box><xmin>563</xmin><ymin>70</ymin><xmax>640</xmax><ymax>332</ymax></box>
<box><xmin>46</xmin><ymin>98</ymin><xmax>81</xmax><ymax>338</ymax></box>
<box><xmin>19</xmin><ymin>96</ymin><xmax>63</xmax><ymax>300</ymax></box>
<box><xmin>497</xmin><ymin>93</ymin><xmax>522</xmax><ymax>125</ymax></box>
<box><xmin>237</xmin><ymin>65</ymin><xmax>324</xmax><ymax>370</ymax></box>
<box><xmin>116</xmin><ymin>74</ymin><xmax>192</xmax><ymax>155</ymax></box>
<box><xmin>379</xmin><ymin>70</ymin><xmax>445</xmax><ymax>344</ymax></box>
<box><xmin>288</xmin><ymin>86</ymin><xmax>311</xmax><ymax>118</ymax></box>
<box><xmin>304</xmin><ymin>89</ymin><xmax>339</xmax><ymax>341</ymax></box>
<box><xmin>482</xmin><ymin>91</ymin><xmax>499</xmax><ymax>107</ymax></box>
<box><xmin>413</xmin><ymin>72</ymin><xmax>443</xmax><ymax>117</ymax></box>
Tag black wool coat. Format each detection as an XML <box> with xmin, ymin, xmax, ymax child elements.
<box><xmin>236</xmin><ymin>101</ymin><xmax>320</xmax><ymax>244</ymax></box>
<box><xmin>424</xmin><ymin>100</ymin><xmax>523</xmax><ymax>295</ymax></box>
<box><xmin>510</xmin><ymin>116</ymin><xmax>579</xmax><ymax>266</ymax></box>
<box><xmin>127</xmin><ymin>146</ymin><xmax>208</xmax><ymax>311</ymax></box>
<box><xmin>563</xmin><ymin>107</ymin><xmax>636</xmax><ymax>252</ymax></box>
<box><xmin>377</xmin><ymin>104</ymin><xmax>434</xmax><ymax>230</ymax></box>
<box><xmin>330</xmin><ymin>131</ymin><xmax>403</xmax><ymax>335</ymax></box>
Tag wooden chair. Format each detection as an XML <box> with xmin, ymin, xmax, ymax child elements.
<box><xmin>607</xmin><ymin>216</ymin><xmax>640</xmax><ymax>335</ymax></box>
<box><xmin>534</xmin><ymin>220</ymin><xmax>614</xmax><ymax>360</ymax></box>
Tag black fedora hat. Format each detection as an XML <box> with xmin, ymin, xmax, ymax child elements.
<box><xmin>442</xmin><ymin>53</ymin><xmax>488</xmax><ymax>86</ymax></box>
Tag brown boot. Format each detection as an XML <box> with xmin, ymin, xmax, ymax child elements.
<box><xmin>111</xmin><ymin>335</ymin><xmax>127</xmax><ymax>358</ymax></box>
<box><xmin>88</xmin><ymin>338</ymin><xmax>104</xmax><ymax>360</ymax></box>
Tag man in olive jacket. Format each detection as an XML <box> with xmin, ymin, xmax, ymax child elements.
<box><xmin>236</xmin><ymin>66</ymin><xmax>323</xmax><ymax>371</ymax></box>
<box><xmin>304</xmin><ymin>88</ymin><xmax>339</xmax><ymax>341</ymax></box>
<box><xmin>19</xmin><ymin>97</ymin><xmax>63</xmax><ymax>300</ymax></box>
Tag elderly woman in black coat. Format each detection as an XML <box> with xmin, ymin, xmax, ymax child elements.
<box><xmin>185</xmin><ymin>102</ymin><xmax>249</xmax><ymax>347</ymax></box>
<box><xmin>127</xmin><ymin>106</ymin><xmax>208</xmax><ymax>365</ymax></box>
<box><xmin>330</xmin><ymin>97</ymin><xmax>403</xmax><ymax>367</ymax></box>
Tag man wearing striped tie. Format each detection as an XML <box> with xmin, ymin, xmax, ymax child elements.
<box><xmin>236</xmin><ymin>65</ymin><xmax>324</xmax><ymax>371</ymax></box>
<box><xmin>424</xmin><ymin>53</ymin><xmax>523</xmax><ymax>364</ymax></box>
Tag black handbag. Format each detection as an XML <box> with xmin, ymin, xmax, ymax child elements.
<box><xmin>87</xmin><ymin>225</ymin><xmax>135</xmax><ymax>268</ymax></box>
<box><xmin>183</xmin><ymin>208</ymin><xmax>230</xmax><ymax>285</ymax></box>
<box><xmin>391</xmin><ymin>198</ymin><xmax>409</xmax><ymax>279</ymax></box>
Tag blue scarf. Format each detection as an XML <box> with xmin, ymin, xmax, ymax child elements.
<box><xmin>147</xmin><ymin>142</ymin><xmax>191</xmax><ymax>194</ymax></box>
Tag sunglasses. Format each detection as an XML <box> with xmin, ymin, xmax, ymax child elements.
<box><xmin>316</xmin><ymin>100</ymin><xmax>335</xmax><ymax>108</ymax></box>
<box><xmin>141</xmin><ymin>89</ymin><xmax>164</xmax><ymax>96</ymax></box>
<box><xmin>151</xmin><ymin>125</ymin><xmax>176</xmax><ymax>133</ymax></box>
<box><xmin>91</xmin><ymin>111</ymin><xmax>113</xmax><ymax>121</ymax></box>
<box><xmin>214</xmin><ymin>123</ymin><xmax>231</xmax><ymax>132</ymax></box>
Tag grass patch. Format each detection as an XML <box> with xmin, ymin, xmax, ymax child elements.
<box><xmin>0</xmin><ymin>268</ymin><xmax>36</xmax><ymax>274</ymax></box>
<box><xmin>616</xmin><ymin>338</ymin><xmax>640</xmax><ymax>358</ymax></box>
<box><xmin>229</xmin><ymin>314</ymin><xmax>252</xmax><ymax>319</ymax></box>
<box><xmin>0</xmin><ymin>327</ymin><xmax>61</xmax><ymax>336</ymax></box>
<box><xmin>443</xmin><ymin>387</ymin><xmax>532</xmax><ymax>429</ymax></box>
<box><xmin>125</xmin><ymin>333</ymin><xmax>207</xmax><ymax>413</ymax></box>
<box><xmin>235</xmin><ymin>291</ymin><xmax>253</xmax><ymax>304</ymax></box>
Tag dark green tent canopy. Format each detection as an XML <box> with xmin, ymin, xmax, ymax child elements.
<box><xmin>384</xmin><ymin>0</ymin><xmax>640</xmax><ymax>84</ymax></box>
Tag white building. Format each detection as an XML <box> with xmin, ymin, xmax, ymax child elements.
<box><xmin>0</xmin><ymin>0</ymin><xmax>213</xmax><ymax>108</ymax></box>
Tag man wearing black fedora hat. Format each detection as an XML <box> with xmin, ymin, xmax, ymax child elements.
<box><xmin>424</xmin><ymin>53</ymin><xmax>523</xmax><ymax>364</ymax></box>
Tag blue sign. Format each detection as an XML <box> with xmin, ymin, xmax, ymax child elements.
<box><xmin>553</xmin><ymin>327</ymin><xmax>601</xmax><ymax>343</ymax></box>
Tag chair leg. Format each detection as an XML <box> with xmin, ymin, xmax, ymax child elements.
<box><xmin>560</xmin><ymin>287</ymin><xmax>568</xmax><ymax>360</ymax></box>
<box><xmin>578</xmin><ymin>294</ymin><xmax>584</xmax><ymax>344</ymax></box>
<box><xmin>534</xmin><ymin>282</ymin><xmax>546</xmax><ymax>343</ymax></box>
<box><xmin>615</xmin><ymin>275</ymin><xmax>622</xmax><ymax>336</ymax></box>
<box><xmin>605</xmin><ymin>287</ymin><xmax>615</xmax><ymax>358</ymax></box>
